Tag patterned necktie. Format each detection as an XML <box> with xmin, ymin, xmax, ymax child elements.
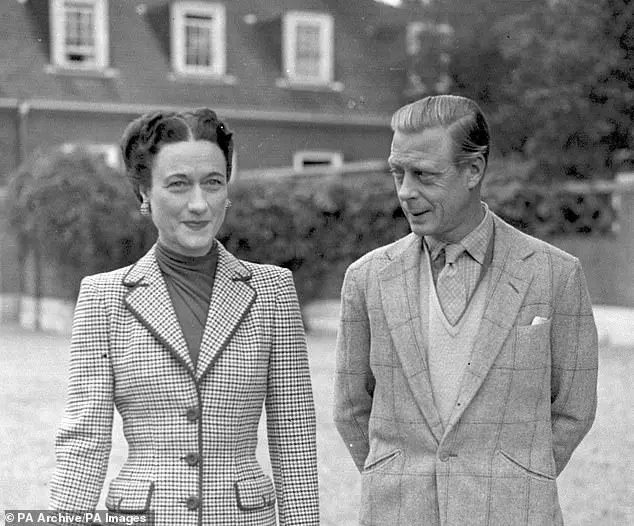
<box><xmin>436</xmin><ymin>243</ymin><xmax>467</xmax><ymax>325</ymax></box>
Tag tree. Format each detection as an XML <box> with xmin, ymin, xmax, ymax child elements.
<box><xmin>8</xmin><ymin>146</ymin><xmax>156</xmax><ymax>297</ymax></box>
<box><xmin>495</xmin><ymin>0</ymin><xmax>633</xmax><ymax>181</ymax></box>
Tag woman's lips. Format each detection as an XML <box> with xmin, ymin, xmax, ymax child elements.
<box><xmin>183</xmin><ymin>221</ymin><xmax>210</xmax><ymax>230</ymax></box>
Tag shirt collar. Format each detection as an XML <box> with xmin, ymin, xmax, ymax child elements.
<box><xmin>425</xmin><ymin>202</ymin><xmax>493</xmax><ymax>265</ymax></box>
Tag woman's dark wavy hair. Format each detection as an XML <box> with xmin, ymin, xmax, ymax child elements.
<box><xmin>120</xmin><ymin>108</ymin><xmax>234</xmax><ymax>202</ymax></box>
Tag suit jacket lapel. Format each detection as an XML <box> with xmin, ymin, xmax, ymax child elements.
<box><xmin>447</xmin><ymin>216</ymin><xmax>535</xmax><ymax>428</ymax></box>
<box><xmin>123</xmin><ymin>245</ymin><xmax>195</xmax><ymax>377</ymax></box>
<box><xmin>195</xmin><ymin>244</ymin><xmax>256</xmax><ymax>383</ymax></box>
<box><xmin>380</xmin><ymin>234</ymin><xmax>444</xmax><ymax>443</ymax></box>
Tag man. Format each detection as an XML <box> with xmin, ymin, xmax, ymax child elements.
<box><xmin>333</xmin><ymin>95</ymin><xmax>598</xmax><ymax>525</ymax></box>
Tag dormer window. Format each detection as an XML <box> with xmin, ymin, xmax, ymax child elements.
<box><xmin>171</xmin><ymin>2</ymin><xmax>226</xmax><ymax>76</ymax></box>
<box><xmin>50</xmin><ymin>0</ymin><xmax>109</xmax><ymax>69</ymax></box>
<box><xmin>283</xmin><ymin>12</ymin><xmax>333</xmax><ymax>85</ymax></box>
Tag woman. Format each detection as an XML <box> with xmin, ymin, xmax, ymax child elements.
<box><xmin>49</xmin><ymin>109</ymin><xmax>320</xmax><ymax>525</ymax></box>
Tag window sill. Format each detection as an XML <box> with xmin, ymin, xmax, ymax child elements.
<box><xmin>45</xmin><ymin>64</ymin><xmax>119</xmax><ymax>78</ymax></box>
<box><xmin>275</xmin><ymin>78</ymin><xmax>344</xmax><ymax>92</ymax></box>
<box><xmin>168</xmin><ymin>72</ymin><xmax>237</xmax><ymax>85</ymax></box>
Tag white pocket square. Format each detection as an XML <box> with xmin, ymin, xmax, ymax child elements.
<box><xmin>531</xmin><ymin>316</ymin><xmax>549</xmax><ymax>326</ymax></box>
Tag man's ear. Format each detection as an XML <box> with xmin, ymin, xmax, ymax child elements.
<box><xmin>139</xmin><ymin>186</ymin><xmax>150</xmax><ymax>202</ymax></box>
<box><xmin>465</xmin><ymin>156</ymin><xmax>486</xmax><ymax>189</ymax></box>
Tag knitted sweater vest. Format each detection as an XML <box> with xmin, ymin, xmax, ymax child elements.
<box><xmin>421</xmin><ymin>248</ymin><xmax>491</xmax><ymax>427</ymax></box>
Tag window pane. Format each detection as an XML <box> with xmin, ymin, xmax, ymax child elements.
<box><xmin>295</xmin><ymin>23</ymin><xmax>322</xmax><ymax>77</ymax></box>
<box><xmin>185</xmin><ymin>14</ymin><xmax>214</xmax><ymax>68</ymax></box>
<box><xmin>64</xmin><ymin>1</ymin><xmax>96</xmax><ymax>64</ymax></box>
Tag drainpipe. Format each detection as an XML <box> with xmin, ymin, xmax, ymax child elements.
<box><xmin>17</xmin><ymin>101</ymin><xmax>29</xmax><ymax>167</ymax></box>
<box><xmin>16</xmin><ymin>102</ymin><xmax>40</xmax><ymax>330</ymax></box>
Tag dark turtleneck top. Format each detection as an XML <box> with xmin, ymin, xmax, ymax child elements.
<box><xmin>155</xmin><ymin>241</ymin><xmax>219</xmax><ymax>368</ymax></box>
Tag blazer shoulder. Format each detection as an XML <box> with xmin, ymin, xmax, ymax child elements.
<box><xmin>347</xmin><ymin>233</ymin><xmax>417</xmax><ymax>273</ymax></box>
<box><xmin>239</xmin><ymin>259</ymin><xmax>291</xmax><ymax>284</ymax></box>
<box><xmin>81</xmin><ymin>264</ymin><xmax>134</xmax><ymax>291</ymax></box>
<box><xmin>495</xmin><ymin>215</ymin><xmax>579</xmax><ymax>268</ymax></box>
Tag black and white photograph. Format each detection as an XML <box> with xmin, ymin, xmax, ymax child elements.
<box><xmin>0</xmin><ymin>0</ymin><xmax>632</xmax><ymax>525</ymax></box>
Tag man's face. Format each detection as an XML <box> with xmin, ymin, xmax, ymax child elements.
<box><xmin>388</xmin><ymin>127</ymin><xmax>481</xmax><ymax>243</ymax></box>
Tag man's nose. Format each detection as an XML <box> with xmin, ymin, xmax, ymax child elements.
<box><xmin>397</xmin><ymin>172</ymin><xmax>418</xmax><ymax>201</ymax></box>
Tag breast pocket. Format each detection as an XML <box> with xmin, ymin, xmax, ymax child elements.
<box><xmin>105</xmin><ymin>477</ymin><xmax>155</xmax><ymax>514</ymax></box>
<box><xmin>514</xmin><ymin>318</ymin><xmax>552</xmax><ymax>370</ymax></box>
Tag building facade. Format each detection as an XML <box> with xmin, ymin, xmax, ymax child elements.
<box><xmin>0</xmin><ymin>0</ymin><xmax>434</xmax><ymax>326</ymax></box>
<box><xmin>0</xmin><ymin>0</ymin><xmax>432</xmax><ymax>180</ymax></box>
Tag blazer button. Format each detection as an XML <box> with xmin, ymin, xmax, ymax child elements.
<box><xmin>186</xmin><ymin>495</ymin><xmax>200</xmax><ymax>510</ymax></box>
<box><xmin>439</xmin><ymin>451</ymin><xmax>450</xmax><ymax>462</ymax></box>
<box><xmin>185</xmin><ymin>452</ymin><xmax>200</xmax><ymax>466</ymax></box>
<box><xmin>186</xmin><ymin>407</ymin><xmax>200</xmax><ymax>422</ymax></box>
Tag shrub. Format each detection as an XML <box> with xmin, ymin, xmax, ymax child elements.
<box><xmin>218</xmin><ymin>173</ymin><xmax>410</xmax><ymax>304</ymax></box>
<box><xmin>7</xmin><ymin>146</ymin><xmax>156</xmax><ymax>297</ymax></box>
<box><xmin>6</xmin><ymin>147</ymin><xmax>616</xmax><ymax>307</ymax></box>
<box><xmin>483</xmin><ymin>157</ymin><xmax>617</xmax><ymax>238</ymax></box>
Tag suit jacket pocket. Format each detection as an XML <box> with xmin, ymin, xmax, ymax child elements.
<box><xmin>235</xmin><ymin>474</ymin><xmax>276</xmax><ymax>511</ymax></box>
<box><xmin>363</xmin><ymin>449</ymin><xmax>402</xmax><ymax>474</ymax></box>
<box><xmin>105</xmin><ymin>478</ymin><xmax>155</xmax><ymax>513</ymax></box>
<box><xmin>514</xmin><ymin>318</ymin><xmax>552</xmax><ymax>369</ymax></box>
<box><xmin>498</xmin><ymin>449</ymin><xmax>555</xmax><ymax>482</ymax></box>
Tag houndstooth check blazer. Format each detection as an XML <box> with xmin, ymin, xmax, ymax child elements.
<box><xmin>49</xmin><ymin>242</ymin><xmax>319</xmax><ymax>526</ymax></box>
<box><xmin>333</xmin><ymin>214</ymin><xmax>598</xmax><ymax>526</ymax></box>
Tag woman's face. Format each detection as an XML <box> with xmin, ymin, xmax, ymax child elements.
<box><xmin>142</xmin><ymin>140</ymin><xmax>228</xmax><ymax>257</ymax></box>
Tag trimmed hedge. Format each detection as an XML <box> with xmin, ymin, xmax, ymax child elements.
<box><xmin>218</xmin><ymin>173</ymin><xmax>410</xmax><ymax>304</ymax></box>
<box><xmin>220</xmin><ymin>164</ymin><xmax>617</xmax><ymax>304</ymax></box>
<box><xmin>7</xmin><ymin>146</ymin><xmax>156</xmax><ymax>297</ymax></box>
<box><xmin>7</xmin><ymin>148</ymin><xmax>616</xmax><ymax>306</ymax></box>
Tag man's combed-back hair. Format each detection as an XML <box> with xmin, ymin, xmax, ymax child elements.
<box><xmin>391</xmin><ymin>95</ymin><xmax>490</xmax><ymax>168</ymax></box>
<box><xmin>120</xmin><ymin>108</ymin><xmax>234</xmax><ymax>201</ymax></box>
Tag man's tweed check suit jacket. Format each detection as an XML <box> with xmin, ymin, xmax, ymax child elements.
<box><xmin>334</xmin><ymin>214</ymin><xmax>598</xmax><ymax>525</ymax></box>
<box><xmin>50</xmin><ymin>243</ymin><xmax>319</xmax><ymax>526</ymax></box>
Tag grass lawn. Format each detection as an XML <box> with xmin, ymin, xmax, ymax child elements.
<box><xmin>1</xmin><ymin>324</ymin><xmax>632</xmax><ymax>525</ymax></box>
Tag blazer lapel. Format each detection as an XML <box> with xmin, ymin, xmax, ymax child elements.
<box><xmin>380</xmin><ymin>234</ymin><xmax>444</xmax><ymax>443</ymax></box>
<box><xmin>447</xmin><ymin>216</ymin><xmax>535</xmax><ymax>428</ymax></box>
<box><xmin>123</xmin><ymin>245</ymin><xmax>195</xmax><ymax>377</ymax></box>
<box><xmin>195</xmin><ymin>244</ymin><xmax>256</xmax><ymax>383</ymax></box>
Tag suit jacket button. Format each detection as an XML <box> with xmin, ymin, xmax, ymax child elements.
<box><xmin>185</xmin><ymin>452</ymin><xmax>199</xmax><ymax>466</ymax></box>
<box><xmin>439</xmin><ymin>452</ymin><xmax>450</xmax><ymax>462</ymax></box>
<box><xmin>186</xmin><ymin>407</ymin><xmax>200</xmax><ymax>422</ymax></box>
<box><xmin>186</xmin><ymin>496</ymin><xmax>200</xmax><ymax>510</ymax></box>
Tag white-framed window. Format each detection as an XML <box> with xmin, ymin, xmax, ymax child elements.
<box><xmin>171</xmin><ymin>2</ymin><xmax>226</xmax><ymax>76</ymax></box>
<box><xmin>293</xmin><ymin>151</ymin><xmax>343</xmax><ymax>172</ymax></box>
<box><xmin>50</xmin><ymin>0</ymin><xmax>109</xmax><ymax>69</ymax></box>
<box><xmin>283</xmin><ymin>12</ymin><xmax>334</xmax><ymax>84</ymax></box>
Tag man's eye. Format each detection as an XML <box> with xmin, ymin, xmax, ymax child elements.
<box><xmin>168</xmin><ymin>180</ymin><xmax>187</xmax><ymax>188</ymax></box>
<box><xmin>415</xmin><ymin>171</ymin><xmax>435</xmax><ymax>181</ymax></box>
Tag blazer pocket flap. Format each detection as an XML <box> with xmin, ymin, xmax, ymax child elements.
<box><xmin>498</xmin><ymin>449</ymin><xmax>555</xmax><ymax>482</ymax></box>
<box><xmin>235</xmin><ymin>475</ymin><xmax>276</xmax><ymax>511</ymax></box>
<box><xmin>105</xmin><ymin>478</ymin><xmax>155</xmax><ymax>513</ymax></box>
<box><xmin>363</xmin><ymin>449</ymin><xmax>402</xmax><ymax>473</ymax></box>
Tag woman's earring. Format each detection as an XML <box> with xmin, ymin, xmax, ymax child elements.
<box><xmin>225</xmin><ymin>199</ymin><xmax>232</xmax><ymax>209</ymax></box>
<box><xmin>140</xmin><ymin>201</ymin><xmax>151</xmax><ymax>216</ymax></box>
